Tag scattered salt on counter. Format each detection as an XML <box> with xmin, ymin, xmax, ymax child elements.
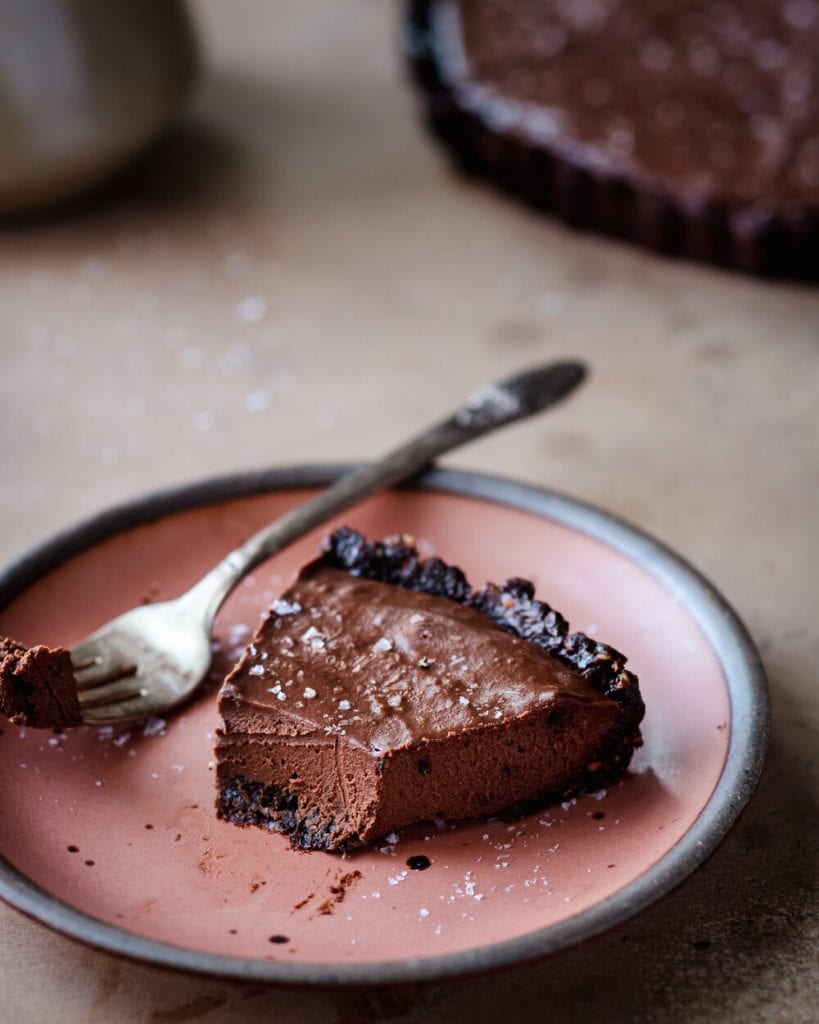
<box><xmin>244</xmin><ymin>390</ymin><xmax>271</xmax><ymax>413</ymax></box>
<box><xmin>192</xmin><ymin>410</ymin><xmax>215</xmax><ymax>433</ymax></box>
<box><xmin>236</xmin><ymin>295</ymin><xmax>268</xmax><ymax>324</ymax></box>
<box><xmin>223</xmin><ymin>251</ymin><xmax>252</xmax><ymax>278</ymax></box>
<box><xmin>218</xmin><ymin>341</ymin><xmax>252</xmax><ymax>373</ymax></box>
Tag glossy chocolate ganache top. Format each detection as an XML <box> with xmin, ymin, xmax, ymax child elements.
<box><xmin>222</xmin><ymin>566</ymin><xmax>611</xmax><ymax>754</ymax></box>
<box><xmin>432</xmin><ymin>0</ymin><xmax>819</xmax><ymax>206</ymax></box>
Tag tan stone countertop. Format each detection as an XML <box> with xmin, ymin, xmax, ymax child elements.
<box><xmin>1</xmin><ymin>2</ymin><xmax>817</xmax><ymax>1021</ymax></box>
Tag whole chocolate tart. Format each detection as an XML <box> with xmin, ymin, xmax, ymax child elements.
<box><xmin>215</xmin><ymin>529</ymin><xmax>644</xmax><ymax>851</ymax></box>
<box><xmin>406</xmin><ymin>0</ymin><xmax>819</xmax><ymax>279</ymax></box>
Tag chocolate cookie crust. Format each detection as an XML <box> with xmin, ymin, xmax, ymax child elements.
<box><xmin>322</xmin><ymin>528</ymin><xmax>641</xmax><ymax>718</ymax></box>
<box><xmin>216</xmin><ymin>529</ymin><xmax>644</xmax><ymax>851</ymax></box>
<box><xmin>407</xmin><ymin>0</ymin><xmax>819</xmax><ymax>279</ymax></box>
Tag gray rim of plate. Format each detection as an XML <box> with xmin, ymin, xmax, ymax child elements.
<box><xmin>0</xmin><ymin>465</ymin><xmax>769</xmax><ymax>986</ymax></box>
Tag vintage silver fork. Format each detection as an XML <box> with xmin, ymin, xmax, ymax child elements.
<box><xmin>72</xmin><ymin>361</ymin><xmax>586</xmax><ymax>724</ymax></box>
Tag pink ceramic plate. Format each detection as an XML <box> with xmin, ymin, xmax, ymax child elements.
<box><xmin>0</xmin><ymin>467</ymin><xmax>768</xmax><ymax>985</ymax></box>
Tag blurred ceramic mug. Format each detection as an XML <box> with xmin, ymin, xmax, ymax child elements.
<box><xmin>0</xmin><ymin>0</ymin><xmax>199</xmax><ymax>216</ymax></box>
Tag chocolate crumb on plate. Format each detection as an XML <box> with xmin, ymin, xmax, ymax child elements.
<box><xmin>407</xmin><ymin>855</ymin><xmax>432</xmax><ymax>870</ymax></box>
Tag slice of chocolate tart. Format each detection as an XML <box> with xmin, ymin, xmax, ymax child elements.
<box><xmin>215</xmin><ymin>529</ymin><xmax>644</xmax><ymax>851</ymax></box>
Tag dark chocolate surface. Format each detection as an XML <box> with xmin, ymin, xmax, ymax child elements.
<box><xmin>443</xmin><ymin>0</ymin><xmax>819</xmax><ymax>206</ymax></box>
<box><xmin>222</xmin><ymin>566</ymin><xmax>609</xmax><ymax>752</ymax></box>
<box><xmin>320</xmin><ymin>528</ymin><xmax>640</xmax><ymax>716</ymax></box>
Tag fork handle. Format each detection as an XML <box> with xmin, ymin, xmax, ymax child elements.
<box><xmin>182</xmin><ymin>361</ymin><xmax>586</xmax><ymax>622</ymax></box>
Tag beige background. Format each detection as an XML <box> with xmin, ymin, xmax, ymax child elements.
<box><xmin>1</xmin><ymin>2</ymin><xmax>817</xmax><ymax>1021</ymax></box>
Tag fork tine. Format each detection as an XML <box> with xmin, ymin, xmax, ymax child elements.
<box><xmin>82</xmin><ymin>694</ymin><xmax>154</xmax><ymax>723</ymax></box>
<box><xmin>78</xmin><ymin>677</ymin><xmax>146</xmax><ymax>709</ymax></box>
<box><xmin>71</xmin><ymin>651</ymin><xmax>137</xmax><ymax>691</ymax></box>
<box><xmin>70</xmin><ymin>638</ymin><xmax>109</xmax><ymax>669</ymax></box>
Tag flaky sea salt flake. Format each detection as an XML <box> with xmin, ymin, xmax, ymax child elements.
<box><xmin>300</xmin><ymin>625</ymin><xmax>326</xmax><ymax>651</ymax></box>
